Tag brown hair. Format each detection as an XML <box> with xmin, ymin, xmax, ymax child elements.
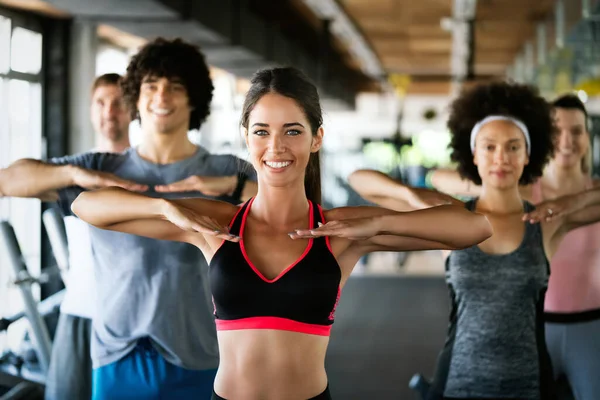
<box><xmin>91</xmin><ymin>73</ymin><xmax>121</xmax><ymax>94</ymax></box>
<box><xmin>240</xmin><ymin>67</ymin><xmax>322</xmax><ymax>204</ymax></box>
<box><xmin>120</xmin><ymin>38</ymin><xmax>214</xmax><ymax>130</ymax></box>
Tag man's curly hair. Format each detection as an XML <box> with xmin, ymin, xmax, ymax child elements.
<box><xmin>448</xmin><ymin>81</ymin><xmax>555</xmax><ymax>185</ymax></box>
<box><xmin>120</xmin><ymin>37</ymin><xmax>214</xmax><ymax>130</ymax></box>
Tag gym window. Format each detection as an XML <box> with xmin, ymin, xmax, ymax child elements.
<box><xmin>0</xmin><ymin>8</ymin><xmax>44</xmax><ymax>354</ymax></box>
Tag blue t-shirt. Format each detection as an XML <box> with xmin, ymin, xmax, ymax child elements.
<box><xmin>50</xmin><ymin>146</ymin><xmax>255</xmax><ymax>369</ymax></box>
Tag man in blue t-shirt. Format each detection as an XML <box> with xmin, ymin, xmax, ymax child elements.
<box><xmin>0</xmin><ymin>38</ymin><xmax>257</xmax><ymax>399</ymax></box>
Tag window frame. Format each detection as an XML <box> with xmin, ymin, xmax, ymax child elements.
<box><xmin>0</xmin><ymin>5</ymin><xmax>44</xmax><ymax>84</ymax></box>
<box><xmin>0</xmin><ymin>6</ymin><xmax>46</xmax><ymax>346</ymax></box>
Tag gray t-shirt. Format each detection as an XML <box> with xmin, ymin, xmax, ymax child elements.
<box><xmin>50</xmin><ymin>146</ymin><xmax>255</xmax><ymax>369</ymax></box>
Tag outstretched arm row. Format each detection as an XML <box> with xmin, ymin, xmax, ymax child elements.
<box><xmin>75</xmin><ymin>186</ymin><xmax>492</xmax><ymax>256</ymax></box>
<box><xmin>0</xmin><ymin>159</ymin><xmax>147</xmax><ymax>200</ymax></box>
<box><xmin>71</xmin><ymin>187</ymin><xmax>238</xmax><ymax>246</ymax></box>
<box><xmin>297</xmin><ymin>205</ymin><xmax>492</xmax><ymax>252</ymax></box>
<box><xmin>348</xmin><ymin>169</ymin><xmax>462</xmax><ymax>211</ymax></box>
<box><xmin>524</xmin><ymin>184</ymin><xmax>600</xmax><ymax>231</ymax></box>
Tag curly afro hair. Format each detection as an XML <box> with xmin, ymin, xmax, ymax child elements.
<box><xmin>120</xmin><ymin>37</ymin><xmax>214</xmax><ymax>131</ymax></box>
<box><xmin>448</xmin><ymin>81</ymin><xmax>555</xmax><ymax>185</ymax></box>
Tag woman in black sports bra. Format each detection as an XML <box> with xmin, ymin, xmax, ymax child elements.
<box><xmin>72</xmin><ymin>67</ymin><xmax>492</xmax><ymax>400</ymax></box>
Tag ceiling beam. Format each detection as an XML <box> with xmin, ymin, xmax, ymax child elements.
<box><xmin>0</xmin><ymin>0</ymin><xmax>70</xmax><ymax>17</ymax></box>
<box><xmin>301</xmin><ymin>0</ymin><xmax>385</xmax><ymax>80</ymax></box>
<box><xmin>409</xmin><ymin>73</ymin><xmax>497</xmax><ymax>82</ymax></box>
<box><xmin>373</xmin><ymin>38</ymin><xmax>453</xmax><ymax>54</ymax></box>
<box><xmin>381</xmin><ymin>54</ymin><xmax>450</xmax><ymax>69</ymax></box>
<box><xmin>406</xmin><ymin>81</ymin><xmax>451</xmax><ymax>95</ymax></box>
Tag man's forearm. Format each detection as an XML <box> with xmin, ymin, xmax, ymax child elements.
<box><xmin>0</xmin><ymin>159</ymin><xmax>76</xmax><ymax>198</ymax></box>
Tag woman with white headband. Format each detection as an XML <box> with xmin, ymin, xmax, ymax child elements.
<box><xmin>353</xmin><ymin>94</ymin><xmax>600</xmax><ymax>400</ymax></box>
<box><xmin>349</xmin><ymin>82</ymin><xmax>600</xmax><ymax>399</ymax></box>
<box><xmin>462</xmin><ymin>95</ymin><xmax>600</xmax><ymax>400</ymax></box>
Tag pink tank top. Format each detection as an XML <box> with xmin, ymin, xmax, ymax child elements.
<box><xmin>531</xmin><ymin>180</ymin><xmax>600</xmax><ymax>313</ymax></box>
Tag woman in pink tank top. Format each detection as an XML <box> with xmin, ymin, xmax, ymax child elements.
<box><xmin>529</xmin><ymin>95</ymin><xmax>600</xmax><ymax>400</ymax></box>
<box><xmin>531</xmin><ymin>173</ymin><xmax>600</xmax><ymax>314</ymax></box>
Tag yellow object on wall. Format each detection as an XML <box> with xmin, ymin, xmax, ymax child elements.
<box><xmin>576</xmin><ymin>78</ymin><xmax>600</xmax><ymax>96</ymax></box>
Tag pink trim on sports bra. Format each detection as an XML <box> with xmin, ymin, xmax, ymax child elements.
<box><xmin>239</xmin><ymin>198</ymin><xmax>315</xmax><ymax>283</ymax></box>
<box><xmin>212</xmin><ymin>204</ymin><xmax>248</xmax><ymax>257</ymax></box>
<box><xmin>215</xmin><ymin>316</ymin><xmax>332</xmax><ymax>336</ymax></box>
<box><xmin>316</xmin><ymin>204</ymin><xmax>334</xmax><ymax>254</ymax></box>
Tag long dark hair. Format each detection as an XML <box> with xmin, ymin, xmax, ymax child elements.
<box><xmin>240</xmin><ymin>67</ymin><xmax>322</xmax><ymax>204</ymax></box>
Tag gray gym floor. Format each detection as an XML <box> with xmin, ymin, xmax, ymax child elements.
<box><xmin>325</xmin><ymin>275</ymin><xmax>450</xmax><ymax>399</ymax></box>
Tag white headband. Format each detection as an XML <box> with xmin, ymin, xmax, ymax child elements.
<box><xmin>470</xmin><ymin>116</ymin><xmax>531</xmax><ymax>155</ymax></box>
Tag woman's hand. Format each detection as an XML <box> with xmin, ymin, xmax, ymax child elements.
<box><xmin>163</xmin><ymin>200</ymin><xmax>239</xmax><ymax>242</ymax></box>
<box><xmin>522</xmin><ymin>195</ymin><xmax>577</xmax><ymax>223</ymax></box>
<box><xmin>290</xmin><ymin>218</ymin><xmax>380</xmax><ymax>241</ymax></box>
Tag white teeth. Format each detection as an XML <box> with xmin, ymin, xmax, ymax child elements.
<box><xmin>265</xmin><ymin>161</ymin><xmax>291</xmax><ymax>169</ymax></box>
<box><xmin>152</xmin><ymin>108</ymin><xmax>172</xmax><ymax>115</ymax></box>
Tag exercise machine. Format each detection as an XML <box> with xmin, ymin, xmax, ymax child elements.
<box><xmin>409</xmin><ymin>373</ymin><xmax>432</xmax><ymax>400</ymax></box>
<box><xmin>41</xmin><ymin>208</ymin><xmax>69</xmax><ymax>285</ymax></box>
<box><xmin>0</xmin><ymin>220</ymin><xmax>63</xmax><ymax>399</ymax></box>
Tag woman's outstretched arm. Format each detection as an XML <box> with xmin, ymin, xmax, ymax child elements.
<box><xmin>348</xmin><ymin>169</ymin><xmax>460</xmax><ymax>211</ymax></box>
<box><xmin>524</xmin><ymin>183</ymin><xmax>600</xmax><ymax>232</ymax></box>
<box><xmin>295</xmin><ymin>205</ymin><xmax>492</xmax><ymax>252</ymax></box>
<box><xmin>71</xmin><ymin>187</ymin><xmax>239</xmax><ymax>246</ymax></box>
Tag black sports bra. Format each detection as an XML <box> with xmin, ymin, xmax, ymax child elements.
<box><xmin>209</xmin><ymin>198</ymin><xmax>342</xmax><ymax>336</ymax></box>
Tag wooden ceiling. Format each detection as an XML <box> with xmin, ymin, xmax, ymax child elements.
<box><xmin>339</xmin><ymin>0</ymin><xmax>556</xmax><ymax>95</ymax></box>
<box><xmin>0</xmin><ymin>0</ymin><xmax>70</xmax><ymax>18</ymax></box>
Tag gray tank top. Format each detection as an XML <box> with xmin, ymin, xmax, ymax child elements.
<box><xmin>441</xmin><ymin>199</ymin><xmax>553</xmax><ymax>399</ymax></box>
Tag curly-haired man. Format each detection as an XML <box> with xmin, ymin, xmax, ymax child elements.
<box><xmin>0</xmin><ymin>38</ymin><xmax>257</xmax><ymax>399</ymax></box>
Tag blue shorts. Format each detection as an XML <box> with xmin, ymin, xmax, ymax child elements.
<box><xmin>92</xmin><ymin>338</ymin><xmax>217</xmax><ymax>400</ymax></box>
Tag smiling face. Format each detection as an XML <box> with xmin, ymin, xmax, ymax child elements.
<box><xmin>473</xmin><ymin>119</ymin><xmax>530</xmax><ymax>190</ymax></box>
<box><xmin>551</xmin><ymin>107</ymin><xmax>590</xmax><ymax>172</ymax></box>
<box><xmin>244</xmin><ymin>92</ymin><xmax>323</xmax><ymax>189</ymax></box>
<box><xmin>90</xmin><ymin>84</ymin><xmax>130</xmax><ymax>142</ymax></box>
<box><xmin>136</xmin><ymin>75</ymin><xmax>192</xmax><ymax>135</ymax></box>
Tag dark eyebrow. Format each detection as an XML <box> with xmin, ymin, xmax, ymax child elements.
<box><xmin>251</xmin><ymin>122</ymin><xmax>305</xmax><ymax>128</ymax></box>
<box><xmin>142</xmin><ymin>76</ymin><xmax>183</xmax><ymax>84</ymax></box>
<box><xmin>283</xmin><ymin>122</ymin><xmax>304</xmax><ymax>128</ymax></box>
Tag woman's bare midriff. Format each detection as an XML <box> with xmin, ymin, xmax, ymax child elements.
<box><xmin>213</xmin><ymin>329</ymin><xmax>330</xmax><ymax>400</ymax></box>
